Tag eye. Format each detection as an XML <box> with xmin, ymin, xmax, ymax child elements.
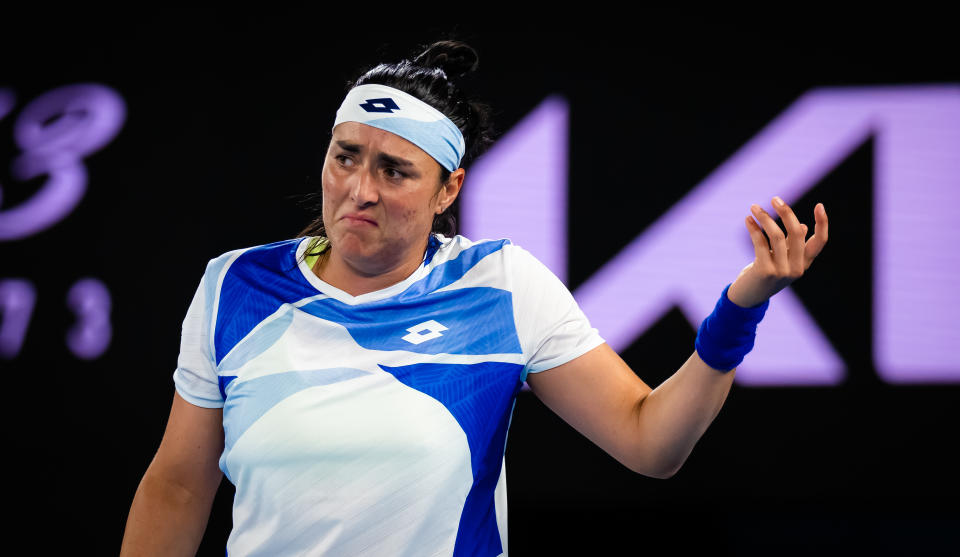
<box><xmin>384</xmin><ymin>167</ymin><xmax>406</xmax><ymax>180</ymax></box>
<box><xmin>334</xmin><ymin>154</ymin><xmax>354</xmax><ymax>166</ymax></box>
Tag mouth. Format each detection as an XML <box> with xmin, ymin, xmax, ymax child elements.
<box><xmin>342</xmin><ymin>214</ymin><xmax>378</xmax><ymax>226</ymax></box>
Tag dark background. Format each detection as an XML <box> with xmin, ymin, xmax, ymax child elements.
<box><xmin>2</xmin><ymin>12</ymin><xmax>958</xmax><ymax>556</ymax></box>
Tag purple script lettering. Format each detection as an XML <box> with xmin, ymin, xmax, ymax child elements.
<box><xmin>0</xmin><ymin>83</ymin><xmax>126</xmax><ymax>241</ymax></box>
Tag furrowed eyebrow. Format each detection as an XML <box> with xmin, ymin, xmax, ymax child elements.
<box><xmin>334</xmin><ymin>141</ymin><xmax>413</xmax><ymax>167</ymax></box>
<box><xmin>377</xmin><ymin>153</ymin><xmax>415</xmax><ymax>168</ymax></box>
<box><xmin>333</xmin><ymin>140</ymin><xmax>420</xmax><ymax>176</ymax></box>
<box><xmin>334</xmin><ymin>140</ymin><xmax>362</xmax><ymax>153</ymax></box>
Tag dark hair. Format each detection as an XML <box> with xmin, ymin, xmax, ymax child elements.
<box><xmin>296</xmin><ymin>40</ymin><xmax>495</xmax><ymax>253</ymax></box>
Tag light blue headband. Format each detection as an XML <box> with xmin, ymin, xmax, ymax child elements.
<box><xmin>333</xmin><ymin>84</ymin><xmax>466</xmax><ymax>172</ymax></box>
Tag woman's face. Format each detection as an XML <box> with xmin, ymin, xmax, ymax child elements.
<box><xmin>321</xmin><ymin>121</ymin><xmax>461</xmax><ymax>274</ymax></box>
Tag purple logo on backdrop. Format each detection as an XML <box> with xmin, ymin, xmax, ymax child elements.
<box><xmin>0</xmin><ymin>83</ymin><xmax>126</xmax><ymax>241</ymax></box>
<box><xmin>0</xmin><ymin>83</ymin><xmax>123</xmax><ymax>361</ymax></box>
<box><xmin>463</xmin><ymin>86</ymin><xmax>960</xmax><ymax>385</ymax></box>
<box><xmin>462</xmin><ymin>96</ymin><xmax>568</xmax><ymax>281</ymax></box>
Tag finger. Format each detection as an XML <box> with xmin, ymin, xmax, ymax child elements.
<box><xmin>772</xmin><ymin>196</ymin><xmax>805</xmax><ymax>275</ymax></box>
<box><xmin>750</xmin><ymin>204</ymin><xmax>789</xmax><ymax>272</ymax></box>
<box><xmin>803</xmin><ymin>203</ymin><xmax>829</xmax><ymax>266</ymax></box>
<box><xmin>801</xmin><ymin>223</ymin><xmax>808</xmax><ymax>239</ymax></box>
<box><xmin>745</xmin><ymin>215</ymin><xmax>771</xmax><ymax>265</ymax></box>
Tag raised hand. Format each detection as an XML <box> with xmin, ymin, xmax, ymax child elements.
<box><xmin>726</xmin><ymin>196</ymin><xmax>829</xmax><ymax>308</ymax></box>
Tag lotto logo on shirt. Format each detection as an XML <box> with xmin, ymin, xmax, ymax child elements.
<box><xmin>402</xmin><ymin>320</ymin><xmax>448</xmax><ymax>345</ymax></box>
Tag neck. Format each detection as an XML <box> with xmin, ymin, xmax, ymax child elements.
<box><xmin>314</xmin><ymin>236</ymin><xmax>430</xmax><ymax>297</ymax></box>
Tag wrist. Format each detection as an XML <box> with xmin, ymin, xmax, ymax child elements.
<box><xmin>695</xmin><ymin>283</ymin><xmax>769</xmax><ymax>372</ymax></box>
<box><xmin>726</xmin><ymin>280</ymin><xmax>767</xmax><ymax>309</ymax></box>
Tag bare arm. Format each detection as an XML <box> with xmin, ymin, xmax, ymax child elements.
<box><xmin>527</xmin><ymin>197</ymin><xmax>828</xmax><ymax>478</ymax></box>
<box><xmin>527</xmin><ymin>343</ymin><xmax>733</xmax><ymax>478</ymax></box>
<box><xmin>120</xmin><ymin>392</ymin><xmax>224</xmax><ymax>556</ymax></box>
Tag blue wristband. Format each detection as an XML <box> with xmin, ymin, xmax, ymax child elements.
<box><xmin>694</xmin><ymin>283</ymin><xmax>769</xmax><ymax>372</ymax></box>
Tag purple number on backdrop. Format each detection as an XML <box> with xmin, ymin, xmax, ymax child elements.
<box><xmin>0</xmin><ymin>83</ymin><xmax>126</xmax><ymax>241</ymax></box>
<box><xmin>0</xmin><ymin>88</ymin><xmax>16</xmax><ymax>214</ymax></box>
<box><xmin>66</xmin><ymin>278</ymin><xmax>111</xmax><ymax>360</ymax></box>
<box><xmin>0</xmin><ymin>88</ymin><xmax>15</xmax><ymax>121</ymax></box>
<box><xmin>464</xmin><ymin>86</ymin><xmax>960</xmax><ymax>385</ymax></box>
<box><xmin>0</xmin><ymin>279</ymin><xmax>36</xmax><ymax>359</ymax></box>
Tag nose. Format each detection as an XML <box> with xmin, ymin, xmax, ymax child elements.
<box><xmin>349</xmin><ymin>167</ymin><xmax>379</xmax><ymax>207</ymax></box>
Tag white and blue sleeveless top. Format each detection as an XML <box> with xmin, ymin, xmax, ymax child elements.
<box><xmin>173</xmin><ymin>234</ymin><xmax>604</xmax><ymax>556</ymax></box>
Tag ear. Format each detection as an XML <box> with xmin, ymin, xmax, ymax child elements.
<box><xmin>436</xmin><ymin>168</ymin><xmax>466</xmax><ymax>214</ymax></box>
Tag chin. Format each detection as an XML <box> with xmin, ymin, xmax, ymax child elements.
<box><xmin>331</xmin><ymin>229</ymin><xmax>377</xmax><ymax>255</ymax></box>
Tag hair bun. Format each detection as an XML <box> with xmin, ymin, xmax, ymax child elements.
<box><xmin>412</xmin><ymin>40</ymin><xmax>479</xmax><ymax>78</ymax></box>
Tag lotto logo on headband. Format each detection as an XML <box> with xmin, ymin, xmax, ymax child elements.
<box><xmin>359</xmin><ymin>98</ymin><xmax>401</xmax><ymax>113</ymax></box>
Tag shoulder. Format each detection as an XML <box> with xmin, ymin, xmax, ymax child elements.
<box><xmin>431</xmin><ymin>233</ymin><xmax>540</xmax><ymax>265</ymax></box>
<box><xmin>433</xmin><ymin>233</ymin><xmax>511</xmax><ymax>251</ymax></box>
<box><xmin>201</xmin><ymin>236</ymin><xmax>309</xmax><ymax>282</ymax></box>
<box><xmin>420</xmin><ymin>234</ymin><xmax>558</xmax><ymax>295</ymax></box>
<box><xmin>429</xmin><ymin>233</ymin><xmax>544</xmax><ymax>276</ymax></box>
<box><xmin>439</xmin><ymin>234</ymin><xmax>555</xmax><ymax>278</ymax></box>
